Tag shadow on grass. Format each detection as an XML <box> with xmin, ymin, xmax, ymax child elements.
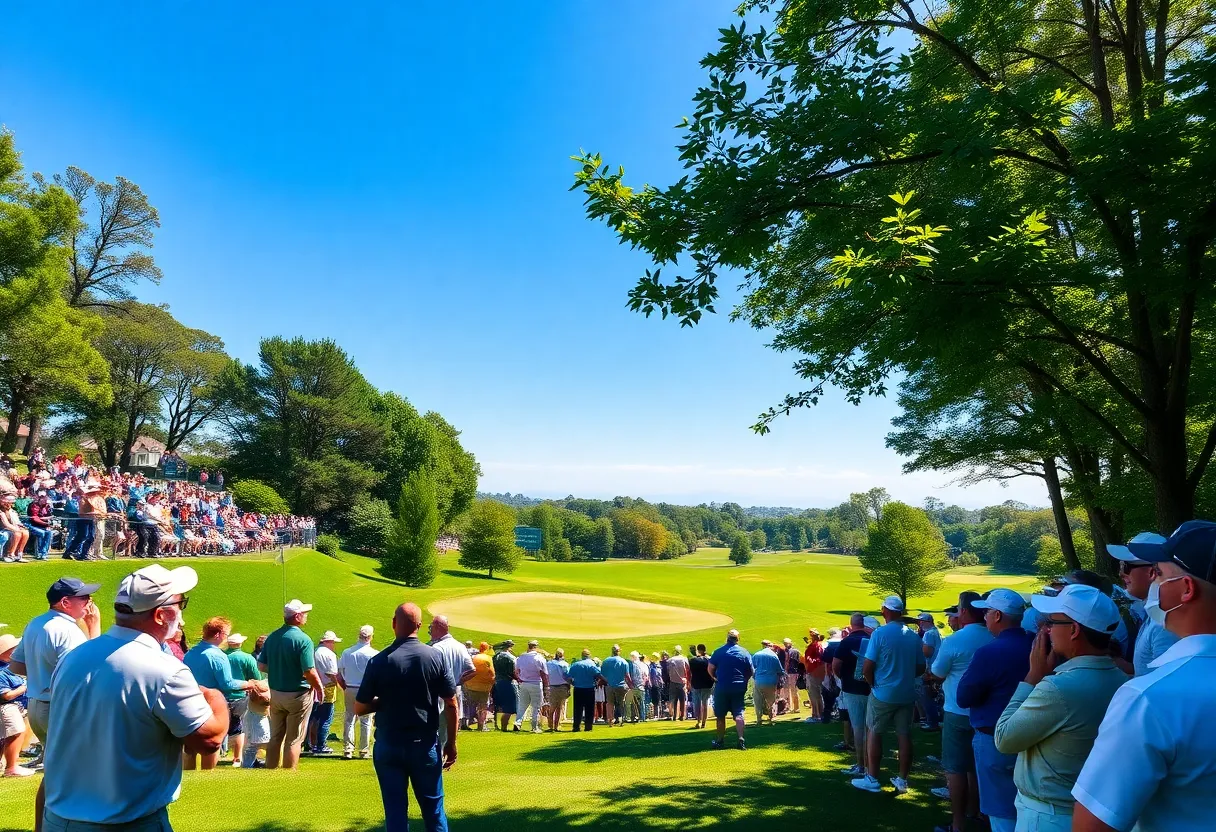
<box><xmin>353</xmin><ymin>571</ymin><xmax>408</xmax><ymax>587</ymax></box>
<box><xmin>441</xmin><ymin>569</ymin><xmax>508</xmax><ymax>581</ymax></box>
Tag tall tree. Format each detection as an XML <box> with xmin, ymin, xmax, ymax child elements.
<box><xmin>574</xmin><ymin>0</ymin><xmax>1216</xmax><ymax>534</ymax></box>
<box><xmin>162</xmin><ymin>332</ymin><xmax>236</xmax><ymax>453</ymax></box>
<box><xmin>729</xmin><ymin>531</ymin><xmax>753</xmax><ymax>566</ymax></box>
<box><xmin>458</xmin><ymin>500</ymin><xmax>522</xmax><ymax>578</ymax></box>
<box><xmin>384</xmin><ymin>470</ymin><xmax>440</xmax><ymax>588</ymax></box>
<box><xmin>858</xmin><ymin>502</ymin><xmax>950</xmax><ymax>606</ymax></box>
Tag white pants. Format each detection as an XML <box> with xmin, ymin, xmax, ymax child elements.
<box><xmin>1014</xmin><ymin>794</ymin><xmax>1072</xmax><ymax>832</ymax></box>
<box><xmin>342</xmin><ymin>687</ymin><xmax>372</xmax><ymax>755</ymax></box>
<box><xmin>515</xmin><ymin>682</ymin><xmax>544</xmax><ymax>730</ymax></box>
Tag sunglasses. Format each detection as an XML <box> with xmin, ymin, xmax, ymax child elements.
<box><xmin>155</xmin><ymin>597</ymin><xmax>190</xmax><ymax>611</ymax></box>
<box><xmin>1043</xmin><ymin>616</ymin><xmax>1074</xmax><ymax>627</ymax></box>
<box><xmin>1119</xmin><ymin>562</ymin><xmax>1151</xmax><ymax>575</ymax></box>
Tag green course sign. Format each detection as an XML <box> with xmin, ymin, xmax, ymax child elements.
<box><xmin>514</xmin><ymin>526</ymin><xmax>543</xmax><ymax>551</ymax></box>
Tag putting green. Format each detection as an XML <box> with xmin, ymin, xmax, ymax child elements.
<box><xmin>428</xmin><ymin>591</ymin><xmax>732</xmax><ymax>640</ymax></box>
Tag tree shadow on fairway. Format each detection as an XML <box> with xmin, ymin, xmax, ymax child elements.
<box><xmin>441</xmin><ymin>569</ymin><xmax>508</xmax><ymax>581</ymax></box>
<box><xmin>354</xmin><ymin>571</ymin><xmax>408</xmax><ymax>587</ymax></box>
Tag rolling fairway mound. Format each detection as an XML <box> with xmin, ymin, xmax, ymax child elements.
<box><xmin>429</xmin><ymin>591</ymin><xmax>732</xmax><ymax>639</ymax></box>
<box><xmin>0</xmin><ymin>547</ymin><xmax>1039</xmax><ymax>831</ymax></box>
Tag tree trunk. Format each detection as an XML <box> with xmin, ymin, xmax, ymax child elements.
<box><xmin>1144</xmin><ymin>415</ymin><xmax>1193</xmax><ymax>534</ymax></box>
<box><xmin>2</xmin><ymin>391</ymin><xmax>27</xmax><ymax>454</ymax></box>
<box><xmin>22</xmin><ymin>412</ymin><xmax>40</xmax><ymax>455</ymax></box>
<box><xmin>1042</xmin><ymin>456</ymin><xmax>1081</xmax><ymax>571</ymax></box>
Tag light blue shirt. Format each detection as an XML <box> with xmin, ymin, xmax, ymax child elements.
<box><xmin>1073</xmin><ymin>635</ymin><xmax>1216</xmax><ymax>832</ymax></box>
<box><xmin>547</xmin><ymin>658</ymin><xmax>571</xmax><ymax>685</ymax></box>
<box><xmin>752</xmin><ymin>648</ymin><xmax>783</xmax><ymax>686</ymax></box>
<box><xmin>182</xmin><ymin>642</ymin><xmax>242</xmax><ymax>695</ymax></box>
<box><xmin>566</xmin><ymin>658</ymin><xmax>600</xmax><ymax>689</ymax></box>
<box><xmin>1133</xmin><ymin>617</ymin><xmax>1180</xmax><ymax>677</ymax></box>
<box><xmin>45</xmin><ymin>627</ymin><xmax>211</xmax><ymax>824</ymax></box>
<box><xmin>922</xmin><ymin>626</ymin><xmax>943</xmax><ymax>664</ymax></box>
<box><xmin>931</xmin><ymin>623</ymin><xmax>994</xmax><ymax>716</ymax></box>
<box><xmin>600</xmin><ymin>655</ymin><xmax>631</xmax><ymax>688</ymax></box>
<box><xmin>12</xmin><ymin>609</ymin><xmax>86</xmax><ymax>703</ymax></box>
<box><xmin>864</xmin><ymin>621</ymin><xmax>925</xmax><ymax>705</ymax></box>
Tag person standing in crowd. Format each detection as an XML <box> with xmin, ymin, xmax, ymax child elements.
<box><xmin>224</xmin><ymin>632</ymin><xmax>263</xmax><ymax>767</ymax></box>
<box><xmin>956</xmin><ymin>589</ymin><xmax>1035</xmax><ymax>832</ymax></box>
<box><xmin>258</xmin><ymin>599</ymin><xmax>323</xmax><ymax>770</ymax></box>
<box><xmin>338</xmin><ymin>625</ymin><xmax>379</xmax><ymax>756</ymax></box>
<box><xmin>992</xmin><ymin>584</ymin><xmax>1128</xmax><ymax>831</ymax></box>
<box><xmin>852</xmin><ymin>596</ymin><xmax>925</xmax><ymax>795</ymax></box>
<box><xmin>182</xmin><ymin>616</ymin><xmax>260</xmax><ymax>770</ymax></box>
<box><xmin>546</xmin><ymin>648</ymin><xmax>571</xmax><ymax>730</ymax></box>
<box><xmin>307</xmin><ymin>631</ymin><xmax>342</xmax><ymax>755</ymax></box>
<box><xmin>751</xmin><ymin>640</ymin><xmax>783</xmax><ymax>725</ymax></box>
<box><xmin>513</xmin><ymin>639</ymin><xmax>548</xmax><ymax>734</ymax></box>
<box><xmin>427</xmin><ymin>616</ymin><xmax>474</xmax><ymax>747</ymax></box>
<box><xmin>929</xmin><ymin>593</ymin><xmax>993</xmax><ymax>832</ymax></box>
<box><xmin>803</xmin><ymin>628</ymin><xmax>826</xmax><ymax>723</ymax></box>
<box><xmin>625</xmin><ymin>651</ymin><xmax>647</xmax><ymax>723</ymax></box>
<box><xmin>917</xmin><ymin>612</ymin><xmax>942</xmax><ymax>731</ymax></box>
<box><xmin>823</xmin><ymin>626</ymin><xmax>847</xmax><ymax>742</ymax></box>
<box><xmin>782</xmin><ymin>637</ymin><xmax>802</xmax><ymax>714</ymax></box>
<box><xmin>689</xmin><ymin>643</ymin><xmax>713</xmax><ymax>729</ymax></box>
<box><xmin>708</xmin><ymin>629</ymin><xmax>753</xmax><ymax>750</ymax></box>
<box><xmin>42</xmin><ymin>565</ymin><xmax>228</xmax><ymax>832</ymax></box>
<box><xmin>354</xmin><ymin>602</ymin><xmax>457</xmax><ymax>832</ymax></box>
<box><xmin>1107</xmin><ymin>533</ymin><xmax>1180</xmax><ymax>675</ymax></box>
<box><xmin>77</xmin><ymin>483</ymin><xmax>107</xmax><ymax>561</ymax></box>
<box><xmin>566</xmin><ymin>648</ymin><xmax>600</xmax><ymax>732</ymax></box>
<box><xmin>834</xmin><ymin>614</ymin><xmax>872</xmax><ymax>776</ymax></box>
<box><xmin>1072</xmin><ymin>520</ymin><xmax>1216</xmax><ymax>832</ymax></box>
<box><xmin>599</xmin><ymin>645</ymin><xmax>633</xmax><ymax>726</ymax></box>
<box><xmin>491</xmin><ymin>640</ymin><xmax>518</xmax><ymax>732</ymax></box>
<box><xmin>646</xmin><ymin>653</ymin><xmax>664</xmax><ymax>719</ymax></box>
<box><xmin>461</xmin><ymin>642</ymin><xmax>494</xmax><ymax>733</ymax></box>
<box><xmin>0</xmin><ymin>633</ymin><xmax>33</xmax><ymax>777</ymax></box>
<box><xmin>665</xmin><ymin>645</ymin><xmax>689</xmax><ymax>721</ymax></box>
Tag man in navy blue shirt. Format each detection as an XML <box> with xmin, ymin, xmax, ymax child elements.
<box><xmin>355</xmin><ymin>603</ymin><xmax>457</xmax><ymax>832</ymax></box>
<box><xmin>957</xmin><ymin>589</ymin><xmax>1035</xmax><ymax>832</ymax></box>
<box><xmin>708</xmin><ymin>629</ymin><xmax>753</xmax><ymax>750</ymax></box>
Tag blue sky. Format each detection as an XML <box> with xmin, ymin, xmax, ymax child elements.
<box><xmin>1</xmin><ymin>2</ymin><xmax>1044</xmax><ymax>509</ymax></box>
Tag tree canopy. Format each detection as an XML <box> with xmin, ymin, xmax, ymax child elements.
<box><xmin>858</xmin><ymin>502</ymin><xmax>949</xmax><ymax>605</ymax></box>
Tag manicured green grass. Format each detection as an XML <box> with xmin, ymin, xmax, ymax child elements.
<box><xmin>0</xmin><ymin>547</ymin><xmax>1038</xmax><ymax>831</ymax></box>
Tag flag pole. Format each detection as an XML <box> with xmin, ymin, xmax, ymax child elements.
<box><xmin>280</xmin><ymin>546</ymin><xmax>287</xmax><ymax>604</ymax></box>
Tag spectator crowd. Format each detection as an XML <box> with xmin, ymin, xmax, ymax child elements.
<box><xmin>0</xmin><ymin>520</ymin><xmax>1213</xmax><ymax>832</ymax></box>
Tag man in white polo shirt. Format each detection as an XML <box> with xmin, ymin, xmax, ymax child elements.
<box><xmin>427</xmin><ymin>615</ymin><xmax>475</xmax><ymax>749</ymax></box>
<box><xmin>1072</xmin><ymin>520</ymin><xmax>1216</xmax><ymax>832</ymax></box>
<box><xmin>514</xmin><ymin>639</ymin><xmax>549</xmax><ymax>734</ymax></box>
<box><xmin>42</xmin><ymin>564</ymin><xmax>228</xmax><ymax>832</ymax></box>
<box><xmin>337</xmin><ymin>625</ymin><xmax>378</xmax><ymax>759</ymax></box>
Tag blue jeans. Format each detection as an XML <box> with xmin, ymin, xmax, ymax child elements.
<box><xmin>973</xmin><ymin>730</ymin><xmax>1018</xmax><ymax>822</ymax></box>
<box><xmin>916</xmin><ymin>679</ymin><xmax>939</xmax><ymax>729</ymax></box>
<box><xmin>372</xmin><ymin>737</ymin><xmax>448</xmax><ymax>832</ymax></box>
<box><xmin>25</xmin><ymin>524</ymin><xmax>51</xmax><ymax>558</ymax></box>
<box><xmin>68</xmin><ymin>518</ymin><xmax>95</xmax><ymax>557</ymax></box>
<box><xmin>309</xmin><ymin>700</ymin><xmax>335</xmax><ymax>752</ymax></box>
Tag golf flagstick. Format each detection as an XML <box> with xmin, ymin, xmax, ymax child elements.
<box><xmin>277</xmin><ymin>546</ymin><xmax>287</xmax><ymax>604</ymax></box>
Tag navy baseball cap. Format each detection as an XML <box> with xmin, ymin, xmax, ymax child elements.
<box><xmin>47</xmin><ymin>577</ymin><xmax>101</xmax><ymax>605</ymax></box>
<box><xmin>1136</xmin><ymin>520</ymin><xmax>1216</xmax><ymax>582</ymax></box>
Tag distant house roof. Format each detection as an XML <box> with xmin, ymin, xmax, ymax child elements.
<box><xmin>79</xmin><ymin>436</ymin><xmax>167</xmax><ymax>454</ymax></box>
<box><xmin>0</xmin><ymin>419</ymin><xmax>31</xmax><ymax>439</ymax></box>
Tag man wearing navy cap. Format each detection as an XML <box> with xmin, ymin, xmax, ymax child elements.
<box><xmin>994</xmin><ymin>584</ymin><xmax>1129</xmax><ymax>830</ymax></box>
<box><xmin>1073</xmin><ymin>520</ymin><xmax>1216</xmax><ymax>832</ymax></box>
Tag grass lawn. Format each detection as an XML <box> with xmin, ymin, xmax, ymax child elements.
<box><xmin>0</xmin><ymin>547</ymin><xmax>1039</xmax><ymax>832</ymax></box>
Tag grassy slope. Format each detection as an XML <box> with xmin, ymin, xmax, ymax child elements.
<box><xmin>0</xmin><ymin>549</ymin><xmax>1038</xmax><ymax>832</ymax></box>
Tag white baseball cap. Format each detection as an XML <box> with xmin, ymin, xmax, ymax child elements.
<box><xmin>881</xmin><ymin>596</ymin><xmax>906</xmax><ymax>613</ymax></box>
<box><xmin>227</xmin><ymin>633</ymin><xmax>248</xmax><ymax>645</ymax></box>
<box><xmin>972</xmin><ymin>588</ymin><xmax>1027</xmax><ymax>616</ymax></box>
<box><xmin>1030</xmin><ymin>584</ymin><xmax>1120</xmax><ymax>634</ymax></box>
<box><xmin>115</xmin><ymin>565</ymin><xmax>198</xmax><ymax>613</ymax></box>
<box><xmin>916</xmin><ymin>612</ymin><xmax>934</xmax><ymax>622</ymax></box>
<box><xmin>862</xmin><ymin>616</ymin><xmax>881</xmax><ymax>630</ymax></box>
<box><xmin>320</xmin><ymin>630</ymin><xmax>342</xmax><ymax>643</ymax></box>
<box><xmin>284</xmin><ymin>599</ymin><xmax>313</xmax><ymax>616</ymax></box>
<box><xmin>1107</xmin><ymin>532</ymin><xmax>1167</xmax><ymax>564</ymax></box>
<box><xmin>358</xmin><ymin>625</ymin><xmax>374</xmax><ymax>639</ymax></box>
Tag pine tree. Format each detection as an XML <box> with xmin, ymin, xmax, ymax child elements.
<box><xmin>383</xmin><ymin>469</ymin><xmax>439</xmax><ymax>588</ymax></box>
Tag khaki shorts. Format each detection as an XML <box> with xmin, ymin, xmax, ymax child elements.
<box><xmin>465</xmin><ymin>688</ymin><xmax>490</xmax><ymax>707</ymax></box>
<box><xmin>866</xmin><ymin>694</ymin><xmax>914</xmax><ymax>735</ymax></box>
<box><xmin>28</xmin><ymin>698</ymin><xmax>50</xmax><ymax>744</ymax></box>
<box><xmin>0</xmin><ymin>702</ymin><xmax>25</xmax><ymax>739</ymax></box>
<box><xmin>754</xmin><ymin>684</ymin><xmax>778</xmax><ymax>715</ymax></box>
<box><xmin>608</xmin><ymin>687</ymin><xmax>628</xmax><ymax>713</ymax></box>
<box><xmin>548</xmin><ymin>685</ymin><xmax>570</xmax><ymax>711</ymax></box>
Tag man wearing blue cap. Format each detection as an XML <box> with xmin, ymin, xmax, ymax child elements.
<box><xmin>1107</xmin><ymin>532</ymin><xmax>1180</xmax><ymax>676</ymax></box>
<box><xmin>1072</xmin><ymin>520</ymin><xmax>1216</xmax><ymax>832</ymax></box>
<box><xmin>994</xmin><ymin>584</ymin><xmax>1129</xmax><ymax>831</ymax></box>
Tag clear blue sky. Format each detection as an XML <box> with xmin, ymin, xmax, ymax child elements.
<box><xmin>1</xmin><ymin>1</ymin><xmax>1043</xmax><ymax>509</ymax></box>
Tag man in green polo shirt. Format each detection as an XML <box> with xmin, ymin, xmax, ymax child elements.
<box><xmin>224</xmin><ymin>632</ymin><xmax>265</xmax><ymax>767</ymax></box>
<box><xmin>258</xmin><ymin>599</ymin><xmax>323</xmax><ymax>770</ymax></box>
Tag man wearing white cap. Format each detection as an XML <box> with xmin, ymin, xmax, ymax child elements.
<box><xmin>956</xmin><ymin>589</ymin><xmax>1035</xmax><ymax>832</ymax></box>
<box><xmin>1107</xmin><ymin>532</ymin><xmax>1180</xmax><ymax>676</ymax></box>
<box><xmin>337</xmin><ymin>625</ymin><xmax>378</xmax><ymax>759</ymax></box>
<box><xmin>852</xmin><ymin>596</ymin><xmax>925</xmax><ymax>795</ymax></box>
<box><xmin>42</xmin><ymin>565</ymin><xmax>227</xmax><ymax>831</ymax></box>
<box><xmin>307</xmin><ymin>630</ymin><xmax>342</xmax><ymax>755</ymax></box>
<box><xmin>992</xmin><ymin>584</ymin><xmax>1128</xmax><ymax>831</ymax></box>
<box><xmin>258</xmin><ymin>599</ymin><xmax>323</xmax><ymax>769</ymax></box>
<box><xmin>514</xmin><ymin>639</ymin><xmax>549</xmax><ymax>733</ymax></box>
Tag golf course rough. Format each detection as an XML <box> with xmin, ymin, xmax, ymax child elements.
<box><xmin>428</xmin><ymin>592</ymin><xmax>732</xmax><ymax>639</ymax></box>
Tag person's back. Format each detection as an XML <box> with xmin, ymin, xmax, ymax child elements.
<box><xmin>689</xmin><ymin>654</ymin><xmax>713</xmax><ymax>690</ymax></box>
<box><xmin>709</xmin><ymin>642</ymin><xmax>753</xmax><ymax>691</ymax></box>
<box><xmin>492</xmin><ymin>649</ymin><xmax>516</xmax><ymax>680</ymax></box>
<box><xmin>667</xmin><ymin>652</ymin><xmax>688</xmax><ymax>685</ymax></box>
<box><xmin>866</xmin><ymin>621</ymin><xmax>923</xmax><ymax>704</ymax></box>
<box><xmin>261</xmin><ymin>622</ymin><xmax>313</xmax><ymax>692</ymax></box>
<box><xmin>466</xmin><ymin>650</ymin><xmax>494</xmax><ymax>692</ymax></box>
<box><xmin>600</xmin><ymin>654</ymin><xmax>630</xmax><ymax>687</ymax></box>
<box><xmin>359</xmin><ymin>638</ymin><xmax>455</xmax><ymax>743</ymax></box>
<box><xmin>752</xmin><ymin>647</ymin><xmax>783</xmax><ymax>686</ymax></box>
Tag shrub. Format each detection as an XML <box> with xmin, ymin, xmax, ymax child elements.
<box><xmin>955</xmin><ymin>552</ymin><xmax>980</xmax><ymax>567</ymax></box>
<box><xmin>345</xmin><ymin>498</ymin><xmax>393</xmax><ymax>554</ymax></box>
<box><xmin>316</xmin><ymin>534</ymin><xmax>341</xmax><ymax>558</ymax></box>
<box><xmin>229</xmin><ymin>479</ymin><xmax>291</xmax><ymax>515</ymax></box>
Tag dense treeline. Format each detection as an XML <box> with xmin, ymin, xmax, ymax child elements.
<box><xmin>0</xmin><ymin>129</ymin><xmax>478</xmax><ymax>528</ymax></box>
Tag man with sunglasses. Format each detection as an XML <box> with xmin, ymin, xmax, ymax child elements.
<box><xmin>1072</xmin><ymin>520</ymin><xmax>1216</xmax><ymax>832</ymax></box>
<box><xmin>1108</xmin><ymin>533</ymin><xmax>1180</xmax><ymax>676</ymax></box>
<box><xmin>993</xmin><ymin>584</ymin><xmax>1129</xmax><ymax>831</ymax></box>
<box><xmin>41</xmin><ymin>565</ymin><xmax>227</xmax><ymax>832</ymax></box>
